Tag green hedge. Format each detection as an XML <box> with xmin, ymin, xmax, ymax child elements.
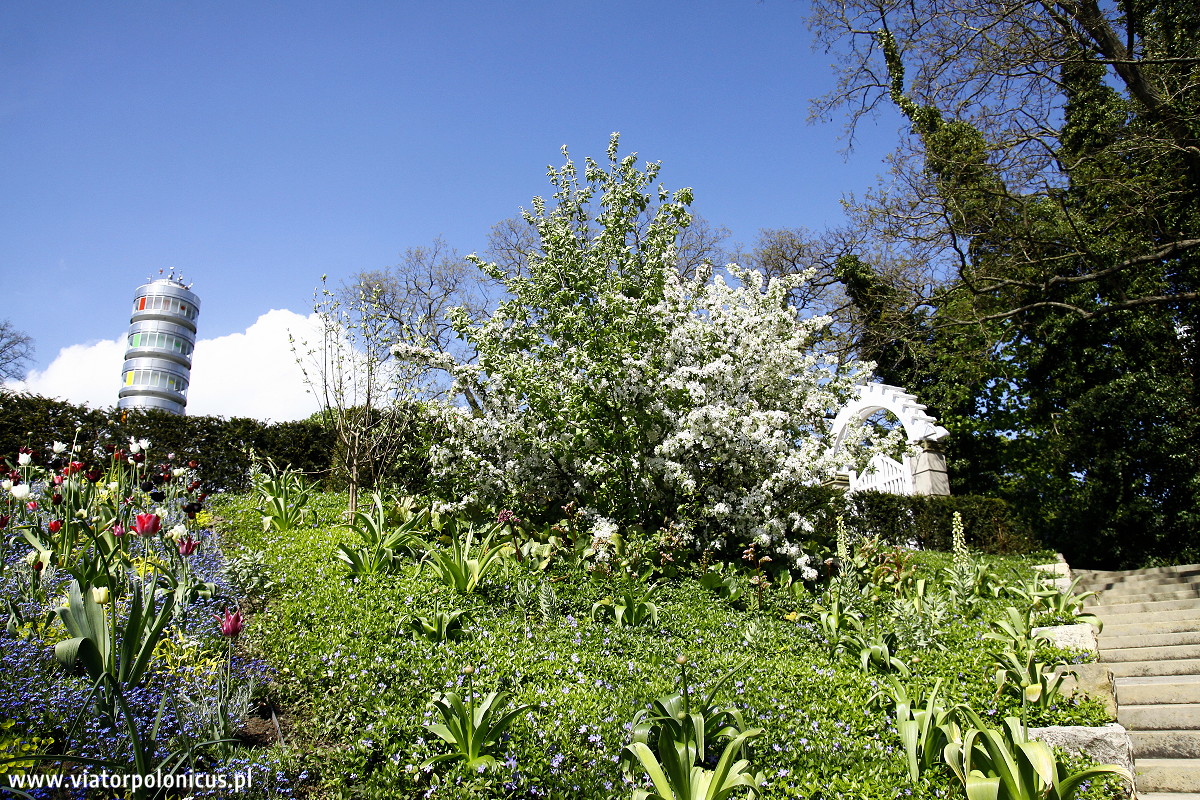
<box><xmin>790</xmin><ymin>485</ymin><xmax>1040</xmax><ymax>555</ymax></box>
<box><xmin>0</xmin><ymin>391</ymin><xmax>335</xmax><ymax>492</ymax></box>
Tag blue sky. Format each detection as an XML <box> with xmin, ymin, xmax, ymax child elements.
<box><xmin>2</xmin><ymin>1</ymin><xmax>903</xmax><ymax>420</ymax></box>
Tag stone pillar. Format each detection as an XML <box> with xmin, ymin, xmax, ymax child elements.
<box><xmin>822</xmin><ymin>473</ymin><xmax>851</xmax><ymax>491</ymax></box>
<box><xmin>911</xmin><ymin>441</ymin><xmax>950</xmax><ymax>495</ymax></box>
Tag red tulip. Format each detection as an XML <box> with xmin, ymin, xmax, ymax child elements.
<box><xmin>0</xmin><ymin>515</ymin><xmax>9</xmax><ymax>529</ymax></box>
<box><xmin>133</xmin><ymin>513</ymin><xmax>161</xmax><ymax>536</ymax></box>
<box><xmin>26</xmin><ymin>501</ymin><xmax>37</xmax><ymax>511</ymax></box>
<box><xmin>48</xmin><ymin>520</ymin><xmax>62</xmax><ymax>534</ymax></box>
<box><xmin>215</xmin><ymin>609</ymin><xmax>245</xmax><ymax>638</ymax></box>
<box><xmin>178</xmin><ymin>536</ymin><xmax>198</xmax><ymax>556</ymax></box>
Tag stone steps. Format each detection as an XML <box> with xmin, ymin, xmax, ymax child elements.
<box><xmin>1089</xmin><ymin>578</ymin><xmax>1200</xmax><ymax>597</ymax></box>
<box><xmin>1106</xmin><ymin>619</ymin><xmax>1200</xmax><ymax>638</ymax></box>
<box><xmin>1080</xmin><ymin>563</ymin><xmax>1200</xmax><ymax>797</ymax></box>
<box><xmin>1134</xmin><ymin>731</ymin><xmax>1200</xmax><ymax>759</ymax></box>
<box><xmin>1091</xmin><ymin>587</ymin><xmax>1200</xmax><ymax>606</ymax></box>
<box><xmin>1117</xmin><ymin>675</ymin><xmax>1200</xmax><ymax>705</ymax></box>
<box><xmin>1087</xmin><ymin>598</ymin><xmax>1200</xmax><ymax>616</ymax></box>
<box><xmin>1109</xmin><ymin>659</ymin><xmax>1200</xmax><ymax>678</ymax></box>
<box><xmin>1104</xmin><ymin>630</ymin><xmax>1200</xmax><ymax>650</ymax></box>
<box><xmin>1104</xmin><ymin>644</ymin><xmax>1200</xmax><ymax>663</ymax></box>
<box><xmin>1136</xmin><ymin>759</ymin><xmax>1200</xmax><ymax>794</ymax></box>
<box><xmin>1089</xmin><ymin>575</ymin><xmax>1200</xmax><ymax>594</ymax></box>
<box><xmin>1084</xmin><ymin>566</ymin><xmax>1200</xmax><ymax>585</ymax></box>
<box><xmin>1119</xmin><ymin>703</ymin><xmax>1200</xmax><ymax>730</ymax></box>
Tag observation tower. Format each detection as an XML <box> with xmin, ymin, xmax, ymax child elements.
<box><xmin>118</xmin><ymin>271</ymin><xmax>200</xmax><ymax>415</ymax></box>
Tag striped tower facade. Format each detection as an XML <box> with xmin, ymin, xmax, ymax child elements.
<box><xmin>118</xmin><ymin>277</ymin><xmax>200</xmax><ymax>415</ymax></box>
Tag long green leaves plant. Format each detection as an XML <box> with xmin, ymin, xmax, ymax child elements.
<box><xmin>943</xmin><ymin>710</ymin><xmax>1133</xmax><ymax>800</ymax></box>
<box><xmin>422</xmin><ymin>666</ymin><xmax>532</xmax><ymax>771</ymax></box>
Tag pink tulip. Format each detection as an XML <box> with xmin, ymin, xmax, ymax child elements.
<box><xmin>112</xmin><ymin>524</ymin><xmax>125</xmax><ymax>537</ymax></box>
<box><xmin>178</xmin><ymin>536</ymin><xmax>198</xmax><ymax>556</ymax></box>
<box><xmin>133</xmin><ymin>513</ymin><xmax>161</xmax><ymax>536</ymax></box>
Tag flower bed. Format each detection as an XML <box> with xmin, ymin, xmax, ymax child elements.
<box><xmin>0</xmin><ymin>441</ymin><xmax>292</xmax><ymax>798</ymax></box>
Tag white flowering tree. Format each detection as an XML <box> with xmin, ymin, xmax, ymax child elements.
<box><xmin>398</xmin><ymin>136</ymin><xmax>890</xmax><ymax>562</ymax></box>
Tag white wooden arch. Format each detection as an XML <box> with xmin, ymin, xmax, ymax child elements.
<box><xmin>829</xmin><ymin>383</ymin><xmax>951</xmax><ymax>496</ymax></box>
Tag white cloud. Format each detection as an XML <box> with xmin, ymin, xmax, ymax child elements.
<box><xmin>4</xmin><ymin>339</ymin><xmax>126</xmax><ymax>410</ymax></box>
<box><xmin>188</xmin><ymin>309</ymin><xmax>323</xmax><ymax>421</ymax></box>
<box><xmin>4</xmin><ymin>309</ymin><xmax>326</xmax><ymax>422</ymax></box>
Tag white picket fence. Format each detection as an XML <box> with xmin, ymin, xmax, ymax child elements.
<box><xmin>848</xmin><ymin>453</ymin><xmax>914</xmax><ymax>495</ymax></box>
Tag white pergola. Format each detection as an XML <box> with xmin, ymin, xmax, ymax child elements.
<box><xmin>828</xmin><ymin>383</ymin><xmax>951</xmax><ymax>496</ymax></box>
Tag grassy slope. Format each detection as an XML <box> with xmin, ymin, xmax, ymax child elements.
<box><xmin>214</xmin><ymin>492</ymin><xmax>1112</xmax><ymax>800</ymax></box>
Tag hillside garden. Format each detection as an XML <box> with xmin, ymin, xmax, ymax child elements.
<box><xmin>0</xmin><ymin>140</ymin><xmax>1138</xmax><ymax>799</ymax></box>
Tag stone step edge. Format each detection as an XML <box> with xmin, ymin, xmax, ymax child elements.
<box><xmin>1087</xmin><ymin>599</ymin><xmax>1200</xmax><ymax>615</ymax></box>
<box><xmin>1080</xmin><ymin>570</ymin><xmax>1200</xmax><ymax>591</ymax></box>
<box><xmin>1076</xmin><ymin>563</ymin><xmax>1200</xmax><ymax>579</ymax></box>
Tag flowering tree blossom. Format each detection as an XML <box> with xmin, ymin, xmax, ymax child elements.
<box><xmin>398</xmin><ymin>136</ymin><xmax>893</xmax><ymax>560</ymax></box>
